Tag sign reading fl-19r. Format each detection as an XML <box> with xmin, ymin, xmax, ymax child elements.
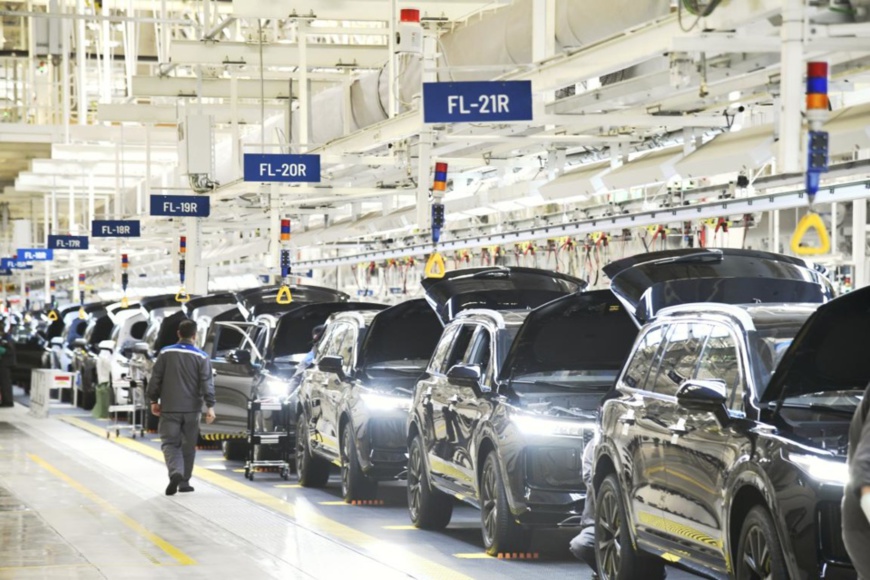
<box><xmin>423</xmin><ymin>81</ymin><xmax>533</xmax><ymax>123</ymax></box>
<box><xmin>150</xmin><ymin>195</ymin><xmax>210</xmax><ymax>217</ymax></box>
<box><xmin>243</xmin><ymin>154</ymin><xmax>321</xmax><ymax>183</ymax></box>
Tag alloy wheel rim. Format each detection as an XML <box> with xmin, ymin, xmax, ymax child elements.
<box><xmin>341</xmin><ymin>431</ymin><xmax>350</xmax><ymax>497</ymax></box>
<box><xmin>480</xmin><ymin>460</ymin><xmax>497</xmax><ymax>547</ymax></box>
<box><xmin>598</xmin><ymin>488</ymin><xmax>622</xmax><ymax>580</ymax></box>
<box><xmin>742</xmin><ymin>524</ymin><xmax>772</xmax><ymax>580</ymax></box>
<box><xmin>408</xmin><ymin>442</ymin><xmax>422</xmax><ymax>520</ymax></box>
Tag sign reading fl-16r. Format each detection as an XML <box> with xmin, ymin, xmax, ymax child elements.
<box><xmin>48</xmin><ymin>235</ymin><xmax>89</xmax><ymax>250</ymax></box>
<box><xmin>243</xmin><ymin>154</ymin><xmax>321</xmax><ymax>183</ymax></box>
<box><xmin>150</xmin><ymin>195</ymin><xmax>210</xmax><ymax>217</ymax></box>
<box><xmin>423</xmin><ymin>81</ymin><xmax>533</xmax><ymax>123</ymax></box>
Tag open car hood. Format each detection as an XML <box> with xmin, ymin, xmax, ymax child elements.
<box><xmin>603</xmin><ymin>248</ymin><xmax>833</xmax><ymax>324</ymax></box>
<box><xmin>139</xmin><ymin>294</ymin><xmax>191</xmax><ymax>314</ymax></box>
<box><xmin>761</xmin><ymin>285</ymin><xmax>870</xmax><ymax>404</ymax></box>
<box><xmin>235</xmin><ymin>284</ymin><xmax>349</xmax><ymax>316</ymax></box>
<box><xmin>421</xmin><ymin>267</ymin><xmax>585</xmax><ymax>325</ymax></box>
<box><xmin>358</xmin><ymin>299</ymin><xmax>444</xmax><ymax>370</ymax></box>
<box><xmin>183</xmin><ymin>293</ymin><xmax>239</xmax><ymax>324</ymax></box>
<box><xmin>267</xmin><ymin>302</ymin><xmax>385</xmax><ymax>360</ymax></box>
<box><xmin>498</xmin><ymin>290</ymin><xmax>637</xmax><ymax>383</ymax></box>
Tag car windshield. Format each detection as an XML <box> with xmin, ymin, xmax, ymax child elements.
<box><xmin>753</xmin><ymin>322</ymin><xmax>803</xmax><ymax>393</ymax></box>
<box><xmin>510</xmin><ymin>369</ymin><xmax>620</xmax><ymax>392</ymax></box>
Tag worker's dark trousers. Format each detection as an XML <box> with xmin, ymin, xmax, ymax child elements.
<box><xmin>158</xmin><ymin>412</ymin><xmax>200</xmax><ymax>484</ymax></box>
<box><xmin>844</xmin><ymin>529</ymin><xmax>870</xmax><ymax>580</ymax></box>
<box><xmin>0</xmin><ymin>368</ymin><xmax>14</xmax><ymax>407</ymax></box>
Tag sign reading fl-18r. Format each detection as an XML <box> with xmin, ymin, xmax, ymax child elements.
<box><xmin>423</xmin><ymin>81</ymin><xmax>533</xmax><ymax>124</ymax></box>
<box><xmin>92</xmin><ymin>220</ymin><xmax>141</xmax><ymax>237</ymax></box>
<box><xmin>150</xmin><ymin>195</ymin><xmax>210</xmax><ymax>217</ymax></box>
<box><xmin>243</xmin><ymin>154</ymin><xmax>321</xmax><ymax>183</ymax></box>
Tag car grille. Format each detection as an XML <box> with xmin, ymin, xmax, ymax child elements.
<box><xmin>368</xmin><ymin>417</ymin><xmax>406</xmax><ymax>449</ymax></box>
<box><xmin>818</xmin><ymin>502</ymin><xmax>850</xmax><ymax>562</ymax></box>
<box><xmin>525</xmin><ymin>446</ymin><xmax>584</xmax><ymax>490</ymax></box>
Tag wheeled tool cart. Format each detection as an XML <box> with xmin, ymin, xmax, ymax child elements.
<box><xmin>106</xmin><ymin>378</ymin><xmax>146</xmax><ymax>439</ymax></box>
<box><xmin>244</xmin><ymin>398</ymin><xmax>293</xmax><ymax>481</ymax></box>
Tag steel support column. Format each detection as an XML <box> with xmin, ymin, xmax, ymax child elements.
<box><xmin>777</xmin><ymin>0</ymin><xmax>804</xmax><ymax>173</ymax></box>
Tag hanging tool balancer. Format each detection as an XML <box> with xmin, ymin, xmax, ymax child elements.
<box><xmin>791</xmin><ymin>62</ymin><xmax>832</xmax><ymax>255</ymax></box>
<box><xmin>176</xmin><ymin>236</ymin><xmax>190</xmax><ymax>302</ymax></box>
<box><xmin>806</xmin><ymin>62</ymin><xmax>829</xmax><ymax>204</ymax></box>
<box><xmin>78</xmin><ymin>273</ymin><xmax>87</xmax><ymax>318</ymax></box>
<box><xmin>121</xmin><ymin>254</ymin><xmax>129</xmax><ymax>307</ymax></box>
<box><xmin>277</xmin><ymin>219</ymin><xmax>293</xmax><ymax>304</ymax></box>
<box><xmin>425</xmin><ymin>162</ymin><xmax>448</xmax><ymax>279</ymax></box>
<box><xmin>49</xmin><ymin>279</ymin><xmax>56</xmax><ymax>308</ymax></box>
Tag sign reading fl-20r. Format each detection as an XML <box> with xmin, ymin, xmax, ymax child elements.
<box><xmin>150</xmin><ymin>195</ymin><xmax>210</xmax><ymax>217</ymax></box>
<box><xmin>423</xmin><ymin>81</ymin><xmax>533</xmax><ymax>124</ymax></box>
<box><xmin>243</xmin><ymin>154</ymin><xmax>321</xmax><ymax>183</ymax></box>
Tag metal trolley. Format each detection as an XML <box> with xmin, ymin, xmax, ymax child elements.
<box><xmin>244</xmin><ymin>398</ymin><xmax>293</xmax><ymax>481</ymax></box>
<box><xmin>106</xmin><ymin>378</ymin><xmax>146</xmax><ymax>439</ymax></box>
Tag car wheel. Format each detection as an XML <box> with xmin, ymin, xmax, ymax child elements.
<box><xmin>407</xmin><ymin>434</ymin><xmax>452</xmax><ymax>530</ymax></box>
<box><xmin>735</xmin><ymin>505</ymin><xmax>788</xmax><ymax>580</ymax></box>
<box><xmin>479</xmin><ymin>452</ymin><xmax>531</xmax><ymax>556</ymax></box>
<box><xmin>596</xmin><ymin>474</ymin><xmax>665</xmax><ymax>580</ymax></box>
<box><xmin>341</xmin><ymin>425</ymin><xmax>377</xmax><ymax>502</ymax></box>
<box><xmin>222</xmin><ymin>439</ymin><xmax>247</xmax><ymax>461</ymax></box>
<box><xmin>296</xmin><ymin>412</ymin><xmax>330</xmax><ymax>488</ymax></box>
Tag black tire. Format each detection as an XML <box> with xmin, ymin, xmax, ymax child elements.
<box><xmin>479</xmin><ymin>452</ymin><xmax>531</xmax><ymax>556</ymax></box>
<box><xmin>296</xmin><ymin>412</ymin><xmax>330</xmax><ymax>488</ymax></box>
<box><xmin>222</xmin><ymin>439</ymin><xmax>247</xmax><ymax>461</ymax></box>
<box><xmin>595</xmin><ymin>474</ymin><xmax>665</xmax><ymax>580</ymax></box>
<box><xmin>407</xmin><ymin>434</ymin><xmax>452</xmax><ymax>530</ymax></box>
<box><xmin>735</xmin><ymin>505</ymin><xmax>788</xmax><ymax>580</ymax></box>
<box><xmin>341</xmin><ymin>425</ymin><xmax>378</xmax><ymax>502</ymax></box>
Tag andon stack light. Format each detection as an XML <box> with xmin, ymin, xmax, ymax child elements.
<box><xmin>179</xmin><ymin>237</ymin><xmax>186</xmax><ymax>286</ymax></box>
<box><xmin>121</xmin><ymin>254</ymin><xmax>129</xmax><ymax>306</ymax></box>
<box><xmin>275</xmin><ymin>219</ymin><xmax>293</xmax><ymax>304</ymax></box>
<box><xmin>50</xmin><ymin>279</ymin><xmax>56</xmax><ymax>308</ymax></box>
<box><xmin>805</xmin><ymin>62</ymin><xmax>830</xmax><ymax>204</ymax></box>
<box><xmin>425</xmin><ymin>161</ymin><xmax>448</xmax><ymax>279</ymax></box>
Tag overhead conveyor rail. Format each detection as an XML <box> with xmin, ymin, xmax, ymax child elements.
<box><xmin>295</xmin><ymin>179</ymin><xmax>870</xmax><ymax>269</ymax></box>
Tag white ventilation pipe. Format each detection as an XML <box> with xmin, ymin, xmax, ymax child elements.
<box><xmin>293</xmin><ymin>0</ymin><xmax>671</xmax><ymax>146</ymax></box>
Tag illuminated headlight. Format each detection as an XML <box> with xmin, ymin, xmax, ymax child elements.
<box><xmin>360</xmin><ymin>392</ymin><xmax>411</xmax><ymax>412</ymax></box>
<box><xmin>513</xmin><ymin>415</ymin><xmax>596</xmax><ymax>438</ymax></box>
<box><xmin>262</xmin><ymin>378</ymin><xmax>290</xmax><ymax>397</ymax></box>
<box><xmin>790</xmin><ymin>453</ymin><xmax>849</xmax><ymax>486</ymax></box>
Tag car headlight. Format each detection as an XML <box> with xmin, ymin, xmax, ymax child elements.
<box><xmin>512</xmin><ymin>414</ymin><xmax>596</xmax><ymax>438</ymax></box>
<box><xmin>262</xmin><ymin>378</ymin><xmax>290</xmax><ymax>397</ymax></box>
<box><xmin>789</xmin><ymin>453</ymin><xmax>849</xmax><ymax>486</ymax></box>
<box><xmin>360</xmin><ymin>392</ymin><xmax>411</xmax><ymax>412</ymax></box>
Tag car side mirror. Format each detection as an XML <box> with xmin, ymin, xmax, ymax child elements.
<box><xmin>676</xmin><ymin>379</ymin><xmax>728</xmax><ymax>411</ymax></box>
<box><xmin>131</xmin><ymin>342</ymin><xmax>150</xmax><ymax>355</ymax></box>
<box><xmin>318</xmin><ymin>355</ymin><xmax>346</xmax><ymax>379</ymax></box>
<box><xmin>72</xmin><ymin>338</ymin><xmax>88</xmax><ymax>348</ymax></box>
<box><xmin>446</xmin><ymin>364</ymin><xmax>489</xmax><ymax>392</ymax></box>
<box><xmin>228</xmin><ymin>349</ymin><xmax>252</xmax><ymax>366</ymax></box>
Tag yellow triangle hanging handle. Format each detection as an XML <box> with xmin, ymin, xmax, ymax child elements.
<box><xmin>276</xmin><ymin>285</ymin><xmax>293</xmax><ymax>305</ymax></box>
<box><xmin>175</xmin><ymin>287</ymin><xmax>191</xmax><ymax>303</ymax></box>
<box><xmin>425</xmin><ymin>252</ymin><xmax>446</xmax><ymax>279</ymax></box>
<box><xmin>78</xmin><ymin>307</ymin><xmax>87</xmax><ymax>319</ymax></box>
<box><xmin>791</xmin><ymin>212</ymin><xmax>831</xmax><ymax>256</ymax></box>
<box><xmin>47</xmin><ymin>310</ymin><xmax>58</xmax><ymax>322</ymax></box>
<box><xmin>120</xmin><ymin>296</ymin><xmax>129</xmax><ymax>308</ymax></box>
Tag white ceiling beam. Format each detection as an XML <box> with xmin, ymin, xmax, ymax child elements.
<box><xmin>131</xmin><ymin>76</ymin><xmax>334</xmax><ymax>100</ymax></box>
<box><xmin>231</xmin><ymin>0</ymin><xmax>502</xmax><ymax>21</ymax></box>
<box><xmin>97</xmin><ymin>103</ymin><xmax>287</xmax><ymax>125</ymax></box>
<box><xmin>51</xmin><ymin>144</ymin><xmax>178</xmax><ymax>163</ymax></box>
<box><xmin>170</xmin><ymin>40</ymin><xmax>386</xmax><ymax>70</ymax></box>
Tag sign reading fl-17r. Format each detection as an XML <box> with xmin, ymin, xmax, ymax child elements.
<box><xmin>243</xmin><ymin>154</ymin><xmax>321</xmax><ymax>183</ymax></box>
<box><xmin>48</xmin><ymin>235</ymin><xmax>89</xmax><ymax>250</ymax></box>
<box><xmin>150</xmin><ymin>195</ymin><xmax>210</xmax><ymax>217</ymax></box>
<box><xmin>423</xmin><ymin>81</ymin><xmax>533</xmax><ymax>123</ymax></box>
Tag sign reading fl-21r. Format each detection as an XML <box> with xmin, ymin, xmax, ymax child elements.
<box><xmin>243</xmin><ymin>154</ymin><xmax>321</xmax><ymax>183</ymax></box>
<box><xmin>423</xmin><ymin>81</ymin><xmax>533</xmax><ymax>124</ymax></box>
<box><xmin>150</xmin><ymin>195</ymin><xmax>210</xmax><ymax>217</ymax></box>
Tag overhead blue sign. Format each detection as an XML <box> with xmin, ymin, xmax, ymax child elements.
<box><xmin>48</xmin><ymin>235</ymin><xmax>89</xmax><ymax>250</ymax></box>
<box><xmin>0</xmin><ymin>269</ymin><xmax>11</xmax><ymax>276</ymax></box>
<box><xmin>92</xmin><ymin>220</ymin><xmax>141</xmax><ymax>237</ymax></box>
<box><xmin>243</xmin><ymin>154</ymin><xmax>321</xmax><ymax>183</ymax></box>
<box><xmin>423</xmin><ymin>81</ymin><xmax>533</xmax><ymax>124</ymax></box>
<box><xmin>150</xmin><ymin>195</ymin><xmax>210</xmax><ymax>217</ymax></box>
<box><xmin>17</xmin><ymin>248</ymin><xmax>53</xmax><ymax>261</ymax></box>
<box><xmin>1</xmin><ymin>258</ymin><xmax>32</xmax><ymax>270</ymax></box>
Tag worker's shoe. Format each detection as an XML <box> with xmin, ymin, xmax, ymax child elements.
<box><xmin>179</xmin><ymin>484</ymin><xmax>194</xmax><ymax>493</ymax></box>
<box><xmin>165</xmin><ymin>473</ymin><xmax>183</xmax><ymax>496</ymax></box>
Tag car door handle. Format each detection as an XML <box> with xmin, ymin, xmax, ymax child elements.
<box><xmin>668</xmin><ymin>418</ymin><xmax>688</xmax><ymax>436</ymax></box>
<box><xmin>447</xmin><ymin>394</ymin><xmax>462</xmax><ymax>405</ymax></box>
<box><xmin>617</xmin><ymin>412</ymin><xmax>636</xmax><ymax>425</ymax></box>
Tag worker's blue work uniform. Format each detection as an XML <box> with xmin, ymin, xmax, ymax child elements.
<box><xmin>147</xmin><ymin>341</ymin><xmax>216</xmax><ymax>487</ymax></box>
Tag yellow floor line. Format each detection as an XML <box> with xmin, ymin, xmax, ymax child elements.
<box><xmin>28</xmin><ymin>453</ymin><xmax>196</xmax><ymax>567</ymax></box>
<box><xmin>383</xmin><ymin>525</ymin><xmax>417</xmax><ymax>530</ymax></box>
<box><xmin>275</xmin><ymin>484</ymin><xmax>301</xmax><ymax>488</ymax></box>
<box><xmin>454</xmin><ymin>553</ymin><xmax>493</xmax><ymax>559</ymax></box>
<box><xmin>319</xmin><ymin>500</ymin><xmax>349</xmax><ymax>506</ymax></box>
<box><xmin>59</xmin><ymin>416</ymin><xmax>471</xmax><ymax>580</ymax></box>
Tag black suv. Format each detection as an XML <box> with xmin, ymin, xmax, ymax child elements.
<box><xmin>594</xmin><ymin>291</ymin><xmax>861</xmax><ymax>577</ymax></box>
<box><xmin>295</xmin><ymin>299</ymin><xmax>443</xmax><ymax>500</ymax></box>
